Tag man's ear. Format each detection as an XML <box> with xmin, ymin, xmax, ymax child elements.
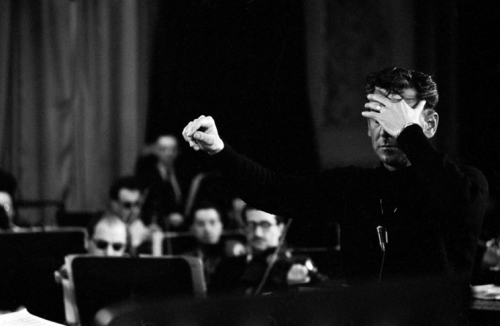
<box><xmin>422</xmin><ymin>112</ymin><xmax>439</xmax><ymax>138</ymax></box>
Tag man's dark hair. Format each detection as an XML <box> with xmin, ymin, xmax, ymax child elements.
<box><xmin>365</xmin><ymin>67</ymin><xmax>439</xmax><ymax>111</ymax></box>
<box><xmin>109</xmin><ymin>176</ymin><xmax>144</xmax><ymax>201</ymax></box>
<box><xmin>241</xmin><ymin>205</ymin><xmax>286</xmax><ymax>225</ymax></box>
<box><xmin>188</xmin><ymin>200</ymin><xmax>225</xmax><ymax>227</ymax></box>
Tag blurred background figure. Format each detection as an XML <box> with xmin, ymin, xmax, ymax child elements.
<box><xmin>471</xmin><ymin>196</ymin><xmax>500</xmax><ymax>285</ymax></box>
<box><xmin>209</xmin><ymin>205</ymin><xmax>326</xmax><ymax>296</ymax></box>
<box><xmin>86</xmin><ymin>212</ymin><xmax>129</xmax><ymax>257</ymax></box>
<box><xmin>0</xmin><ymin>191</ymin><xmax>15</xmax><ymax>231</ymax></box>
<box><xmin>183</xmin><ymin>201</ymin><xmax>245</xmax><ymax>286</ymax></box>
<box><xmin>54</xmin><ymin>212</ymin><xmax>129</xmax><ymax>323</ymax></box>
<box><xmin>135</xmin><ymin>134</ymin><xmax>188</xmax><ymax>232</ymax></box>
<box><xmin>109</xmin><ymin>176</ymin><xmax>144</xmax><ymax>224</ymax></box>
<box><xmin>0</xmin><ymin>169</ymin><xmax>19</xmax><ymax>231</ymax></box>
<box><xmin>190</xmin><ymin>202</ymin><xmax>224</xmax><ymax>247</ymax></box>
<box><xmin>482</xmin><ymin>238</ymin><xmax>500</xmax><ymax>270</ymax></box>
<box><xmin>226</xmin><ymin>197</ymin><xmax>246</xmax><ymax>231</ymax></box>
<box><xmin>109</xmin><ymin>176</ymin><xmax>152</xmax><ymax>252</ymax></box>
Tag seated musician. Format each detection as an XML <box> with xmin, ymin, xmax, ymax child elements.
<box><xmin>56</xmin><ymin>212</ymin><xmax>130</xmax><ymax>280</ymax></box>
<box><xmin>209</xmin><ymin>205</ymin><xmax>326</xmax><ymax>296</ymax></box>
<box><xmin>0</xmin><ymin>169</ymin><xmax>21</xmax><ymax>232</ymax></box>
<box><xmin>182</xmin><ymin>201</ymin><xmax>245</xmax><ymax>285</ymax></box>
<box><xmin>86</xmin><ymin>212</ymin><xmax>130</xmax><ymax>257</ymax></box>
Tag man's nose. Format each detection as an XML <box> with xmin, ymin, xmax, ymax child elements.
<box><xmin>380</xmin><ymin>127</ymin><xmax>390</xmax><ymax>138</ymax></box>
<box><xmin>253</xmin><ymin>226</ymin><xmax>264</xmax><ymax>237</ymax></box>
<box><xmin>105</xmin><ymin>246</ymin><xmax>117</xmax><ymax>256</ymax></box>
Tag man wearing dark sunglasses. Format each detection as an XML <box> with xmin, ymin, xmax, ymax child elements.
<box><xmin>109</xmin><ymin>176</ymin><xmax>144</xmax><ymax>224</ymax></box>
<box><xmin>109</xmin><ymin>175</ymin><xmax>152</xmax><ymax>251</ymax></box>
<box><xmin>87</xmin><ymin>212</ymin><xmax>129</xmax><ymax>257</ymax></box>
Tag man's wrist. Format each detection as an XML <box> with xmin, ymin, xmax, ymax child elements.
<box><xmin>207</xmin><ymin>140</ymin><xmax>224</xmax><ymax>156</ymax></box>
<box><xmin>396</xmin><ymin>122</ymin><xmax>415</xmax><ymax>139</ymax></box>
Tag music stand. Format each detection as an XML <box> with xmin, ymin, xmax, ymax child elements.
<box><xmin>65</xmin><ymin>255</ymin><xmax>206</xmax><ymax>326</ymax></box>
<box><xmin>0</xmin><ymin>229</ymin><xmax>87</xmax><ymax>323</ymax></box>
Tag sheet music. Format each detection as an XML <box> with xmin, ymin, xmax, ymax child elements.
<box><xmin>0</xmin><ymin>309</ymin><xmax>64</xmax><ymax>326</ymax></box>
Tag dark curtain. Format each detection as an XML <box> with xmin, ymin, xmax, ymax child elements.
<box><xmin>0</xmin><ymin>0</ymin><xmax>158</xmax><ymax>224</ymax></box>
<box><xmin>456</xmin><ymin>1</ymin><xmax>500</xmax><ymax>239</ymax></box>
<box><xmin>416</xmin><ymin>0</ymin><xmax>500</xmax><ymax>239</ymax></box>
<box><xmin>146</xmin><ymin>0</ymin><xmax>319</xmax><ymax>177</ymax></box>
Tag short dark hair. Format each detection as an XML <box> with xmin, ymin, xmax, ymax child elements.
<box><xmin>365</xmin><ymin>67</ymin><xmax>439</xmax><ymax>111</ymax></box>
<box><xmin>188</xmin><ymin>201</ymin><xmax>224</xmax><ymax>227</ymax></box>
<box><xmin>109</xmin><ymin>176</ymin><xmax>144</xmax><ymax>201</ymax></box>
<box><xmin>241</xmin><ymin>205</ymin><xmax>286</xmax><ymax>225</ymax></box>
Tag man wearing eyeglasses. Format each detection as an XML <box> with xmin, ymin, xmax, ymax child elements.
<box><xmin>243</xmin><ymin>206</ymin><xmax>284</xmax><ymax>254</ymax></box>
<box><xmin>209</xmin><ymin>205</ymin><xmax>323</xmax><ymax>296</ymax></box>
<box><xmin>87</xmin><ymin>212</ymin><xmax>128</xmax><ymax>257</ymax></box>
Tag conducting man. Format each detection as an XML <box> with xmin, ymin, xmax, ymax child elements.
<box><xmin>182</xmin><ymin>67</ymin><xmax>489</xmax><ymax>285</ymax></box>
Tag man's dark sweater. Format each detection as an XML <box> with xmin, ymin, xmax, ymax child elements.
<box><xmin>212</xmin><ymin>125</ymin><xmax>489</xmax><ymax>284</ymax></box>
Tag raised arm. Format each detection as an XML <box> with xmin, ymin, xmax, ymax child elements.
<box><xmin>181</xmin><ymin>115</ymin><xmax>330</xmax><ymax>218</ymax></box>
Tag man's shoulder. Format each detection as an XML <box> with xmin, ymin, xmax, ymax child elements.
<box><xmin>457</xmin><ymin>164</ymin><xmax>485</xmax><ymax>177</ymax></box>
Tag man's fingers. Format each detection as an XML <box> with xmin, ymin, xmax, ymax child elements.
<box><xmin>364</xmin><ymin>102</ymin><xmax>383</xmax><ymax>112</ymax></box>
<box><xmin>194</xmin><ymin>115</ymin><xmax>214</xmax><ymax>134</ymax></box>
<box><xmin>193</xmin><ymin>131</ymin><xmax>214</xmax><ymax>146</ymax></box>
<box><xmin>182</xmin><ymin>123</ymin><xmax>192</xmax><ymax>142</ymax></box>
<box><xmin>361</xmin><ymin>111</ymin><xmax>376</xmax><ymax>119</ymax></box>
<box><xmin>185</xmin><ymin>115</ymin><xmax>213</xmax><ymax>137</ymax></box>
<box><xmin>414</xmin><ymin>100</ymin><xmax>426</xmax><ymax>115</ymax></box>
<box><xmin>183</xmin><ymin>115</ymin><xmax>210</xmax><ymax>143</ymax></box>
<box><xmin>367</xmin><ymin>93</ymin><xmax>390</xmax><ymax>107</ymax></box>
<box><xmin>185</xmin><ymin>120</ymin><xmax>200</xmax><ymax>137</ymax></box>
<box><xmin>183</xmin><ymin>115</ymin><xmax>224</xmax><ymax>154</ymax></box>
